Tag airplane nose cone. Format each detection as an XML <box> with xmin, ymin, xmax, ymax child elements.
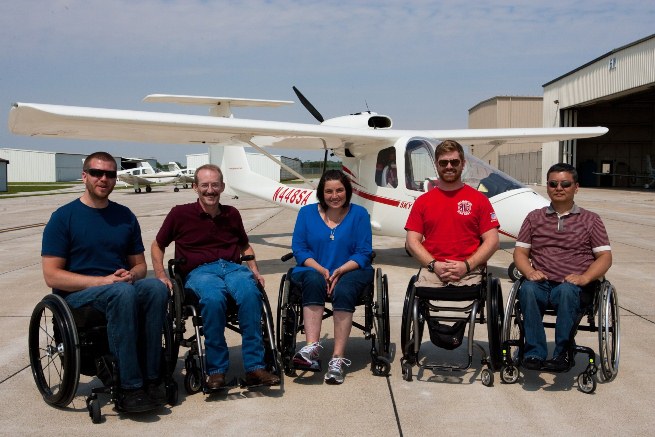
<box><xmin>491</xmin><ymin>188</ymin><xmax>549</xmax><ymax>239</ymax></box>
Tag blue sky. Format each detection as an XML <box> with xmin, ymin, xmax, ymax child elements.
<box><xmin>1</xmin><ymin>1</ymin><xmax>653</xmax><ymax>164</ymax></box>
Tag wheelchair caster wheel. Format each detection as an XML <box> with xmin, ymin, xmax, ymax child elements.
<box><xmin>184</xmin><ymin>369</ymin><xmax>202</xmax><ymax>394</ymax></box>
<box><xmin>481</xmin><ymin>368</ymin><xmax>494</xmax><ymax>386</ymax></box>
<box><xmin>87</xmin><ymin>396</ymin><xmax>102</xmax><ymax>424</ymax></box>
<box><xmin>372</xmin><ymin>357</ymin><xmax>391</xmax><ymax>377</ymax></box>
<box><xmin>500</xmin><ymin>365</ymin><xmax>519</xmax><ymax>384</ymax></box>
<box><xmin>577</xmin><ymin>372</ymin><xmax>597</xmax><ymax>394</ymax></box>
<box><xmin>401</xmin><ymin>362</ymin><xmax>413</xmax><ymax>382</ymax></box>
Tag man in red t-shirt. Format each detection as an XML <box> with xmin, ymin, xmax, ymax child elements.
<box><xmin>405</xmin><ymin>140</ymin><xmax>500</xmax><ymax>286</ymax></box>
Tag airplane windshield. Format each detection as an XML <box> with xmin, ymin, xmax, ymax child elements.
<box><xmin>462</xmin><ymin>153</ymin><xmax>524</xmax><ymax>198</ymax></box>
<box><xmin>404</xmin><ymin>137</ymin><xmax>524</xmax><ymax>198</ymax></box>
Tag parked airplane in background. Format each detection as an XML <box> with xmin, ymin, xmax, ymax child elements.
<box><xmin>8</xmin><ymin>89</ymin><xmax>608</xmax><ymax>277</ymax></box>
<box><xmin>117</xmin><ymin>160</ymin><xmax>181</xmax><ymax>193</ymax></box>
<box><xmin>594</xmin><ymin>155</ymin><xmax>654</xmax><ymax>189</ymax></box>
<box><xmin>167</xmin><ymin>162</ymin><xmax>195</xmax><ymax>191</ymax></box>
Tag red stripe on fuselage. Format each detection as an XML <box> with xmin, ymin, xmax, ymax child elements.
<box><xmin>351</xmin><ymin>187</ymin><xmax>401</xmax><ymax>207</ymax></box>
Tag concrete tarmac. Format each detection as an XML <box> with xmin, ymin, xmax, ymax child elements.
<box><xmin>0</xmin><ymin>184</ymin><xmax>653</xmax><ymax>436</ymax></box>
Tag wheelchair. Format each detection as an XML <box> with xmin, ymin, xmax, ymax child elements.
<box><xmin>276</xmin><ymin>253</ymin><xmax>391</xmax><ymax>377</ymax></box>
<box><xmin>499</xmin><ymin>277</ymin><xmax>620</xmax><ymax>393</ymax></box>
<box><xmin>28</xmin><ymin>293</ymin><xmax>178</xmax><ymax>424</ymax></box>
<box><xmin>167</xmin><ymin>256</ymin><xmax>280</xmax><ymax>394</ymax></box>
<box><xmin>400</xmin><ymin>268</ymin><xmax>504</xmax><ymax>386</ymax></box>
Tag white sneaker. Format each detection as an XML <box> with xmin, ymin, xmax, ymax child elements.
<box><xmin>293</xmin><ymin>342</ymin><xmax>322</xmax><ymax>369</ymax></box>
<box><xmin>324</xmin><ymin>357</ymin><xmax>351</xmax><ymax>385</ymax></box>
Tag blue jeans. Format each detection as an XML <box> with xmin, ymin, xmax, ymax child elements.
<box><xmin>185</xmin><ymin>260</ymin><xmax>264</xmax><ymax>375</ymax></box>
<box><xmin>291</xmin><ymin>268</ymin><xmax>374</xmax><ymax>313</ymax></box>
<box><xmin>518</xmin><ymin>280</ymin><xmax>581</xmax><ymax>360</ymax></box>
<box><xmin>63</xmin><ymin>278</ymin><xmax>169</xmax><ymax>389</ymax></box>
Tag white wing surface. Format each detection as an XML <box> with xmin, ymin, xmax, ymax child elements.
<box><xmin>9</xmin><ymin>102</ymin><xmax>608</xmax><ymax>153</ymax></box>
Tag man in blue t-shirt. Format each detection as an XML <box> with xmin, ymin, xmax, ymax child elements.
<box><xmin>41</xmin><ymin>151</ymin><xmax>169</xmax><ymax>413</ymax></box>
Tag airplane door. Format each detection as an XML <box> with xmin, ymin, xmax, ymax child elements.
<box><xmin>403</xmin><ymin>139</ymin><xmax>437</xmax><ymax>198</ymax></box>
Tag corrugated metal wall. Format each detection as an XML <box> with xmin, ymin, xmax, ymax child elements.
<box><xmin>0</xmin><ymin>149</ymin><xmax>56</xmax><ymax>182</ymax></box>
<box><xmin>468</xmin><ymin>97</ymin><xmax>543</xmax><ymax>183</ymax></box>
<box><xmin>542</xmin><ymin>35</ymin><xmax>655</xmax><ymax>184</ymax></box>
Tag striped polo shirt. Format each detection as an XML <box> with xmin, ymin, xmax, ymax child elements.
<box><xmin>515</xmin><ymin>204</ymin><xmax>611</xmax><ymax>282</ymax></box>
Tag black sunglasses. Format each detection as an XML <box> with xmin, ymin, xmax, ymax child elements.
<box><xmin>85</xmin><ymin>168</ymin><xmax>117</xmax><ymax>179</ymax></box>
<box><xmin>547</xmin><ymin>180</ymin><xmax>573</xmax><ymax>188</ymax></box>
<box><xmin>437</xmin><ymin>159</ymin><xmax>461</xmax><ymax>168</ymax></box>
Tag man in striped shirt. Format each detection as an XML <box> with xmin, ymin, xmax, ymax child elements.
<box><xmin>513</xmin><ymin>163</ymin><xmax>612</xmax><ymax>372</ymax></box>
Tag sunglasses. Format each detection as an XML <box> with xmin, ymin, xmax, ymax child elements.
<box><xmin>547</xmin><ymin>180</ymin><xmax>573</xmax><ymax>188</ymax></box>
<box><xmin>85</xmin><ymin>168</ymin><xmax>117</xmax><ymax>179</ymax></box>
<box><xmin>437</xmin><ymin>159</ymin><xmax>461</xmax><ymax>168</ymax></box>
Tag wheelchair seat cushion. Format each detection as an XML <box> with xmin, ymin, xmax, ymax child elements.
<box><xmin>414</xmin><ymin>285</ymin><xmax>481</xmax><ymax>301</ymax></box>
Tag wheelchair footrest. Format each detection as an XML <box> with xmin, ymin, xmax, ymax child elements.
<box><xmin>420</xmin><ymin>361</ymin><xmax>470</xmax><ymax>372</ymax></box>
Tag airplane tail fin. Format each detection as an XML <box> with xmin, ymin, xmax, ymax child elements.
<box><xmin>210</xmin><ymin>144</ymin><xmax>280</xmax><ymax>199</ymax></box>
<box><xmin>167</xmin><ymin>162</ymin><xmax>181</xmax><ymax>172</ymax></box>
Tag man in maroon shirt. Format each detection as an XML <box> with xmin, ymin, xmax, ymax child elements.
<box><xmin>151</xmin><ymin>164</ymin><xmax>280</xmax><ymax>389</ymax></box>
<box><xmin>514</xmin><ymin>163</ymin><xmax>612</xmax><ymax>372</ymax></box>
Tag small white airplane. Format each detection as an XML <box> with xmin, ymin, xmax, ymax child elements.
<box><xmin>8</xmin><ymin>89</ymin><xmax>608</xmax><ymax>275</ymax></box>
<box><xmin>166</xmin><ymin>162</ymin><xmax>195</xmax><ymax>190</ymax></box>
<box><xmin>594</xmin><ymin>154</ymin><xmax>654</xmax><ymax>189</ymax></box>
<box><xmin>117</xmin><ymin>159</ymin><xmax>181</xmax><ymax>193</ymax></box>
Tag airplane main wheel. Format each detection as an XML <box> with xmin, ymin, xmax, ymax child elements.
<box><xmin>174</xmin><ymin>187</ymin><xmax>180</xmax><ymax>192</ymax></box>
<box><xmin>146</xmin><ymin>186</ymin><xmax>152</xmax><ymax>193</ymax></box>
<box><xmin>508</xmin><ymin>262</ymin><xmax>522</xmax><ymax>282</ymax></box>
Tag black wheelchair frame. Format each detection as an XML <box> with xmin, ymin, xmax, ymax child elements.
<box><xmin>167</xmin><ymin>257</ymin><xmax>280</xmax><ymax>394</ymax></box>
<box><xmin>399</xmin><ymin>269</ymin><xmax>504</xmax><ymax>386</ymax></box>
<box><xmin>276</xmin><ymin>252</ymin><xmax>391</xmax><ymax>377</ymax></box>
<box><xmin>499</xmin><ymin>277</ymin><xmax>620</xmax><ymax>393</ymax></box>
<box><xmin>28</xmin><ymin>294</ymin><xmax>178</xmax><ymax>423</ymax></box>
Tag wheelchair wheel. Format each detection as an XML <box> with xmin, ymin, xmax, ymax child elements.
<box><xmin>578</xmin><ymin>372</ymin><xmax>597</xmax><ymax>394</ymax></box>
<box><xmin>276</xmin><ymin>273</ymin><xmax>299</xmax><ymax>375</ymax></box>
<box><xmin>161</xmin><ymin>312</ymin><xmax>178</xmax><ymax>379</ymax></box>
<box><xmin>598</xmin><ymin>281</ymin><xmax>620</xmax><ymax>382</ymax></box>
<box><xmin>184</xmin><ymin>356</ymin><xmax>202</xmax><ymax>394</ymax></box>
<box><xmin>28</xmin><ymin>294</ymin><xmax>81</xmax><ymax>407</ymax></box>
<box><xmin>481</xmin><ymin>368</ymin><xmax>494</xmax><ymax>387</ymax></box>
<box><xmin>169</xmin><ymin>274</ymin><xmax>185</xmax><ymax>363</ymax></box>
<box><xmin>261</xmin><ymin>289</ymin><xmax>281</xmax><ymax>377</ymax></box>
<box><xmin>485</xmin><ymin>275</ymin><xmax>504</xmax><ymax>370</ymax></box>
<box><xmin>87</xmin><ymin>394</ymin><xmax>102</xmax><ymax>424</ymax></box>
<box><xmin>400</xmin><ymin>277</ymin><xmax>423</xmax><ymax>364</ymax></box>
<box><xmin>508</xmin><ymin>262</ymin><xmax>522</xmax><ymax>282</ymax></box>
<box><xmin>500</xmin><ymin>365</ymin><xmax>519</xmax><ymax>384</ymax></box>
<box><xmin>502</xmin><ymin>280</ymin><xmax>524</xmax><ymax>364</ymax></box>
<box><xmin>375</xmin><ymin>268</ymin><xmax>390</xmax><ymax>359</ymax></box>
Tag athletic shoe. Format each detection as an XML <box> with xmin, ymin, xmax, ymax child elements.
<box><xmin>293</xmin><ymin>341</ymin><xmax>322</xmax><ymax>369</ymax></box>
<box><xmin>324</xmin><ymin>357</ymin><xmax>351</xmax><ymax>385</ymax></box>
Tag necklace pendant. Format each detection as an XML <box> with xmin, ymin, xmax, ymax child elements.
<box><xmin>330</xmin><ymin>233</ymin><xmax>335</xmax><ymax>240</ymax></box>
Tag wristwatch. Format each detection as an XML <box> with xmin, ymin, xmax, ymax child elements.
<box><xmin>427</xmin><ymin>259</ymin><xmax>436</xmax><ymax>273</ymax></box>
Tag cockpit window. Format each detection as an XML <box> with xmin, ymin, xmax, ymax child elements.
<box><xmin>375</xmin><ymin>147</ymin><xmax>398</xmax><ymax>188</ymax></box>
<box><xmin>462</xmin><ymin>153</ymin><xmax>523</xmax><ymax>198</ymax></box>
<box><xmin>405</xmin><ymin>140</ymin><xmax>437</xmax><ymax>191</ymax></box>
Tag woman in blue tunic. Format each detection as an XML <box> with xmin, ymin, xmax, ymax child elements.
<box><xmin>290</xmin><ymin>170</ymin><xmax>373</xmax><ymax>384</ymax></box>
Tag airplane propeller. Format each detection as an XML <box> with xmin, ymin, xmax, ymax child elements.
<box><xmin>293</xmin><ymin>86</ymin><xmax>329</xmax><ymax>174</ymax></box>
<box><xmin>293</xmin><ymin>86</ymin><xmax>324</xmax><ymax>123</ymax></box>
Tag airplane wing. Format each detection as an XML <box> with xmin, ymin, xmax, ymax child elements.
<box><xmin>118</xmin><ymin>173</ymin><xmax>151</xmax><ymax>186</ymax></box>
<box><xmin>8</xmin><ymin>102</ymin><xmax>608</xmax><ymax>153</ymax></box>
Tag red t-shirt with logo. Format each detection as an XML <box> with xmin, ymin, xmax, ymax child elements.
<box><xmin>405</xmin><ymin>185</ymin><xmax>499</xmax><ymax>261</ymax></box>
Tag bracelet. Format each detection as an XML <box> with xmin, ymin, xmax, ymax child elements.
<box><xmin>464</xmin><ymin>260</ymin><xmax>471</xmax><ymax>273</ymax></box>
